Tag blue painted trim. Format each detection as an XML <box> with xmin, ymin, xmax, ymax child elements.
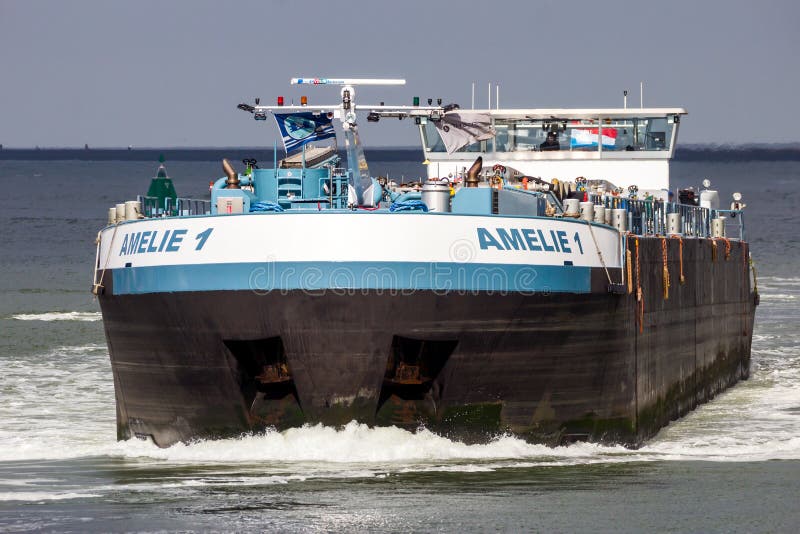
<box><xmin>111</xmin><ymin>261</ymin><xmax>592</xmax><ymax>295</ymax></box>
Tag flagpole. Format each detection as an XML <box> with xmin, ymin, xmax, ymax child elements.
<box><xmin>273</xmin><ymin>140</ymin><xmax>278</xmax><ymax>187</ymax></box>
<box><xmin>301</xmin><ymin>143</ymin><xmax>306</xmax><ymax>184</ymax></box>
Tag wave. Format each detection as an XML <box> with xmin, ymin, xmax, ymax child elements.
<box><xmin>0</xmin><ymin>416</ymin><xmax>783</xmax><ymax>466</ymax></box>
<box><xmin>0</xmin><ymin>491</ymin><xmax>101</xmax><ymax>502</ymax></box>
<box><xmin>111</xmin><ymin>422</ymin><xmax>613</xmax><ymax>465</ymax></box>
<box><xmin>9</xmin><ymin>311</ymin><xmax>101</xmax><ymax>322</ymax></box>
<box><xmin>1</xmin><ymin>413</ymin><xmax>798</xmax><ymax>468</ymax></box>
<box><xmin>126</xmin><ymin>421</ymin><xmax>800</xmax><ymax>465</ymax></box>
<box><xmin>759</xmin><ymin>294</ymin><xmax>797</xmax><ymax>301</ymax></box>
<box><xmin>759</xmin><ymin>276</ymin><xmax>800</xmax><ymax>283</ymax></box>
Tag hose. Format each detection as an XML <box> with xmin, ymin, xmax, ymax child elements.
<box><xmin>250</xmin><ymin>201</ymin><xmax>284</xmax><ymax>212</ymax></box>
<box><xmin>389</xmin><ymin>200</ymin><xmax>429</xmax><ymax>213</ymax></box>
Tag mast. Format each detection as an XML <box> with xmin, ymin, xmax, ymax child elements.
<box><xmin>240</xmin><ymin>77</ymin><xmax>440</xmax><ymax>205</ymax></box>
<box><xmin>291</xmin><ymin>78</ymin><xmax>405</xmax><ymax>205</ymax></box>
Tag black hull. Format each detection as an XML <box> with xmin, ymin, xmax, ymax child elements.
<box><xmin>98</xmin><ymin>237</ymin><xmax>756</xmax><ymax>447</ymax></box>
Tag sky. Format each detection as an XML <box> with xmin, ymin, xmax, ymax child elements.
<box><xmin>1</xmin><ymin>0</ymin><xmax>798</xmax><ymax>148</ymax></box>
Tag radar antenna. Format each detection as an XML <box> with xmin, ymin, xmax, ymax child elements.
<box><xmin>239</xmin><ymin>77</ymin><xmax>441</xmax><ymax>206</ymax></box>
<box><xmin>291</xmin><ymin>78</ymin><xmax>405</xmax><ymax>205</ymax></box>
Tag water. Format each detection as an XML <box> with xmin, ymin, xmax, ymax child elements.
<box><xmin>1</xmin><ymin>154</ymin><xmax>799</xmax><ymax>532</ymax></box>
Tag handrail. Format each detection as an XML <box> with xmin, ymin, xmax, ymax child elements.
<box><xmin>138</xmin><ymin>195</ymin><xmax>211</xmax><ymax>218</ymax></box>
<box><xmin>320</xmin><ymin>173</ymin><xmax>350</xmax><ymax>210</ymax></box>
<box><xmin>583</xmin><ymin>193</ymin><xmax>741</xmax><ymax>239</ymax></box>
<box><xmin>713</xmin><ymin>209</ymin><xmax>746</xmax><ymax>240</ymax></box>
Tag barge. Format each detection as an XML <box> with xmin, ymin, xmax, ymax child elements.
<box><xmin>93</xmin><ymin>78</ymin><xmax>756</xmax><ymax>447</ymax></box>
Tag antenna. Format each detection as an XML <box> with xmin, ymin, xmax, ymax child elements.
<box><xmin>291</xmin><ymin>77</ymin><xmax>405</xmax><ymax>86</ymax></box>
<box><xmin>640</xmin><ymin>81</ymin><xmax>644</xmax><ymax>108</ymax></box>
<box><xmin>471</xmin><ymin>82</ymin><xmax>475</xmax><ymax>110</ymax></box>
<box><xmin>286</xmin><ymin>77</ymin><xmax>409</xmax><ymax>208</ymax></box>
<box><xmin>496</xmin><ymin>84</ymin><xmax>499</xmax><ymax>109</ymax></box>
<box><xmin>624</xmin><ymin>89</ymin><xmax>628</xmax><ymax>109</ymax></box>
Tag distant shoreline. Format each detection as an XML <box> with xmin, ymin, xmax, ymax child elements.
<box><xmin>1</xmin><ymin>145</ymin><xmax>799</xmax><ymax>162</ymax></box>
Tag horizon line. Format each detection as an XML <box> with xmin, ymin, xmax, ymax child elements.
<box><xmin>2</xmin><ymin>143</ymin><xmax>800</xmax><ymax>151</ymax></box>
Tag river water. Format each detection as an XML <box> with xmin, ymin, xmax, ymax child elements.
<box><xmin>1</xmin><ymin>153</ymin><xmax>798</xmax><ymax>532</ymax></box>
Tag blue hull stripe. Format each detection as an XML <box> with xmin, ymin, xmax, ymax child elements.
<box><xmin>111</xmin><ymin>261</ymin><xmax>592</xmax><ymax>295</ymax></box>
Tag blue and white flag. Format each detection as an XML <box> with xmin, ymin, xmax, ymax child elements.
<box><xmin>273</xmin><ymin>112</ymin><xmax>336</xmax><ymax>154</ymax></box>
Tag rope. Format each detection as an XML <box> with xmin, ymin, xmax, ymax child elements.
<box><xmin>250</xmin><ymin>201</ymin><xmax>284</xmax><ymax>212</ymax></box>
<box><xmin>742</xmin><ymin>241</ymin><xmax>748</xmax><ymax>284</ymax></box>
<box><xmin>92</xmin><ymin>223</ymin><xmax>120</xmax><ymax>296</ymax></box>
<box><xmin>710</xmin><ymin>237</ymin><xmax>731</xmax><ymax>261</ymax></box>
<box><xmin>585</xmin><ymin>219</ymin><xmax>612</xmax><ymax>285</ymax></box>
<box><xmin>661</xmin><ymin>237</ymin><xmax>670</xmax><ymax>300</ymax></box>
<box><xmin>626</xmin><ymin>249</ymin><xmax>633</xmax><ymax>294</ymax></box>
<box><xmin>634</xmin><ymin>237</ymin><xmax>644</xmax><ymax>333</ymax></box>
<box><xmin>719</xmin><ymin>237</ymin><xmax>731</xmax><ymax>260</ymax></box>
<box><xmin>389</xmin><ymin>200</ymin><xmax>429</xmax><ymax>212</ymax></box>
<box><xmin>749</xmin><ymin>254</ymin><xmax>759</xmax><ymax>296</ymax></box>
<box><xmin>670</xmin><ymin>235</ymin><xmax>685</xmax><ymax>284</ymax></box>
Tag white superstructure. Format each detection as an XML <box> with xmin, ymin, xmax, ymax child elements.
<box><xmin>416</xmin><ymin>107</ymin><xmax>687</xmax><ymax>191</ymax></box>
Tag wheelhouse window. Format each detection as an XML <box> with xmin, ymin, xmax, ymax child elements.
<box><xmin>421</xmin><ymin>120</ymin><xmax>447</xmax><ymax>152</ymax></box>
<box><xmin>588</xmin><ymin>117</ymin><xmax>674</xmax><ymax>151</ymax></box>
<box><xmin>421</xmin><ymin>115</ymin><xmax>675</xmax><ymax>153</ymax></box>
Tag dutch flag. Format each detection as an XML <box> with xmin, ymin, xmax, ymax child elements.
<box><xmin>571</xmin><ymin>127</ymin><xmax>618</xmax><ymax>149</ymax></box>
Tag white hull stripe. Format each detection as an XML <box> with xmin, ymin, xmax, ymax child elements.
<box><xmin>98</xmin><ymin>212</ymin><xmax>623</xmax><ymax>270</ymax></box>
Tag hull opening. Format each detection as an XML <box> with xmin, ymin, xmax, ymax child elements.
<box><xmin>223</xmin><ymin>337</ymin><xmax>304</xmax><ymax>429</ymax></box>
<box><xmin>376</xmin><ymin>335</ymin><xmax>457</xmax><ymax>428</ymax></box>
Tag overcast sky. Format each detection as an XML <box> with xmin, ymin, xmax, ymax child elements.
<box><xmin>1</xmin><ymin>0</ymin><xmax>798</xmax><ymax>147</ymax></box>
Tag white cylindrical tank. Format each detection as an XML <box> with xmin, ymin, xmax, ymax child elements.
<box><xmin>579</xmin><ymin>201</ymin><xmax>594</xmax><ymax>222</ymax></box>
<box><xmin>115</xmin><ymin>203</ymin><xmax>125</xmax><ymax>222</ymax></box>
<box><xmin>700</xmin><ymin>189</ymin><xmax>720</xmax><ymax>211</ymax></box>
<box><xmin>604</xmin><ymin>207</ymin><xmax>613</xmax><ymax>226</ymax></box>
<box><xmin>612</xmin><ymin>208</ymin><xmax>628</xmax><ymax>232</ymax></box>
<box><xmin>667</xmin><ymin>212</ymin><xmax>682</xmax><ymax>235</ymax></box>
<box><xmin>420</xmin><ymin>180</ymin><xmax>451</xmax><ymax>212</ymax></box>
<box><xmin>593</xmin><ymin>204</ymin><xmax>606</xmax><ymax>224</ymax></box>
<box><xmin>563</xmin><ymin>198</ymin><xmax>580</xmax><ymax>217</ymax></box>
<box><xmin>108</xmin><ymin>207</ymin><xmax>117</xmax><ymax>225</ymax></box>
<box><xmin>124</xmin><ymin>200</ymin><xmax>141</xmax><ymax>221</ymax></box>
<box><xmin>712</xmin><ymin>217</ymin><xmax>726</xmax><ymax>238</ymax></box>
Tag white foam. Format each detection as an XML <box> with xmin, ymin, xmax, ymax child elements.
<box><xmin>111</xmin><ymin>423</ymin><xmax>572</xmax><ymax>464</ymax></box>
<box><xmin>104</xmin><ymin>418</ymin><xmax>800</xmax><ymax>470</ymax></box>
<box><xmin>758</xmin><ymin>276</ymin><xmax>800</xmax><ymax>285</ymax></box>
<box><xmin>0</xmin><ymin>491</ymin><xmax>101</xmax><ymax>502</ymax></box>
<box><xmin>0</xmin><ymin>343</ymin><xmax>115</xmax><ymax>462</ymax></box>
<box><xmin>759</xmin><ymin>293</ymin><xmax>797</xmax><ymax>301</ymax></box>
<box><xmin>9</xmin><ymin>311</ymin><xmax>102</xmax><ymax>322</ymax></box>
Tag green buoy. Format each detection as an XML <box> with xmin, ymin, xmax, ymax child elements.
<box><xmin>147</xmin><ymin>154</ymin><xmax>177</xmax><ymax>210</ymax></box>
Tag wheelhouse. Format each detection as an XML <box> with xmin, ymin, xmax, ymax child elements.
<box><xmin>417</xmin><ymin>108</ymin><xmax>687</xmax><ymax>190</ymax></box>
<box><xmin>419</xmin><ymin>108</ymin><xmax>685</xmax><ymax>157</ymax></box>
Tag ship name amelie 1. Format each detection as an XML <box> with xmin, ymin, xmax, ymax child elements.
<box><xmin>477</xmin><ymin>227</ymin><xmax>585</xmax><ymax>255</ymax></box>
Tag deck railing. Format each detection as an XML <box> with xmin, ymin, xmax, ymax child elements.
<box><xmin>712</xmin><ymin>209</ymin><xmax>746</xmax><ymax>241</ymax></box>
<box><xmin>585</xmin><ymin>193</ymin><xmax>742</xmax><ymax>239</ymax></box>
<box><xmin>138</xmin><ymin>195</ymin><xmax>211</xmax><ymax>218</ymax></box>
<box><xmin>135</xmin><ymin>190</ymin><xmax>744</xmax><ymax>239</ymax></box>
